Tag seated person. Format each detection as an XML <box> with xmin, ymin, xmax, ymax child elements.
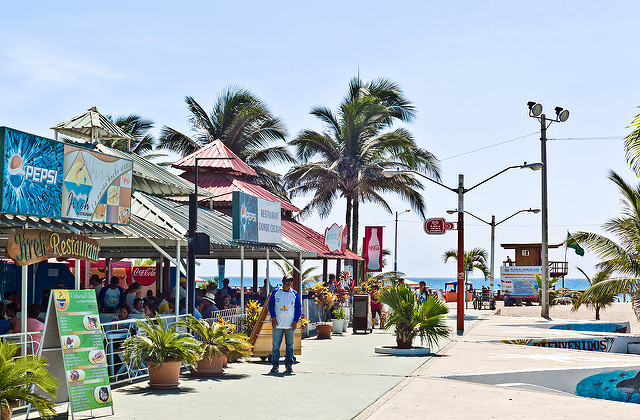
<box><xmin>221</xmin><ymin>294</ymin><xmax>236</xmax><ymax>310</ymax></box>
<box><xmin>110</xmin><ymin>304</ymin><xmax>136</xmax><ymax>333</ymax></box>
<box><xmin>143</xmin><ymin>300</ymin><xmax>158</xmax><ymax>317</ymax></box>
<box><xmin>199</xmin><ymin>292</ymin><xmax>219</xmax><ymax>319</ymax></box>
<box><xmin>0</xmin><ymin>302</ymin><xmax>11</xmax><ymax>334</ymax></box>
<box><xmin>98</xmin><ymin>276</ymin><xmax>125</xmax><ymax>313</ymax></box>
<box><xmin>13</xmin><ymin>303</ymin><xmax>45</xmax><ymax>354</ymax></box>
<box><xmin>179</xmin><ymin>298</ymin><xmax>203</xmax><ymax>319</ymax></box>
<box><xmin>5</xmin><ymin>302</ymin><xmax>19</xmax><ymax>332</ymax></box>
<box><xmin>157</xmin><ymin>293</ymin><xmax>170</xmax><ymax>314</ymax></box>
<box><xmin>131</xmin><ymin>298</ymin><xmax>144</xmax><ymax>314</ymax></box>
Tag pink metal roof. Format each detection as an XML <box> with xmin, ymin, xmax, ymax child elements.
<box><xmin>181</xmin><ymin>172</ymin><xmax>301</xmax><ymax>213</ymax></box>
<box><xmin>281</xmin><ymin>217</ymin><xmax>362</xmax><ymax>260</ymax></box>
<box><xmin>173</xmin><ymin>140</ymin><xmax>258</xmax><ymax>177</ymax></box>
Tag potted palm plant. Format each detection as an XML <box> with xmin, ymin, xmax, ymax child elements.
<box><xmin>122</xmin><ymin>315</ymin><xmax>202</xmax><ymax>389</ymax></box>
<box><xmin>378</xmin><ymin>284</ymin><xmax>450</xmax><ymax>352</ymax></box>
<box><xmin>0</xmin><ymin>342</ymin><xmax>59</xmax><ymax>420</ymax></box>
<box><xmin>176</xmin><ymin>315</ymin><xmax>252</xmax><ymax>376</ymax></box>
<box><xmin>311</xmin><ymin>282</ymin><xmax>336</xmax><ymax>339</ymax></box>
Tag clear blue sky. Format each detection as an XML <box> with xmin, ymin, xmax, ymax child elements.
<box><xmin>2</xmin><ymin>2</ymin><xmax>639</xmax><ymax>280</ymax></box>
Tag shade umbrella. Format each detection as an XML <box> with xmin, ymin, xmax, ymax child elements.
<box><xmin>52</xmin><ymin>106</ymin><xmax>133</xmax><ymax>149</ymax></box>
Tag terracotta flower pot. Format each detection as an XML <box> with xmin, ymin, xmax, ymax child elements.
<box><xmin>192</xmin><ymin>356</ymin><xmax>225</xmax><ymax>377</ymax></box>
<box><xmin>147</xmin><ymin>360</ymin><xmax>182</xmax><ymax>389</ymax></box>
<box><xmin>316</xmin><ymin>322</ymin><xmax>333</xmax><ymax>339</ymax></box>
<box><xmin>1</xmin><ymin>402</ymin><xmax>18</xmax><ymax>420</ymax></box>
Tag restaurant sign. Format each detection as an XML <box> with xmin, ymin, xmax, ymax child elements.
<box><xmin>0</xmin><ymin>127</ymin><xmax>132</xmax><ymax>225</ymax></box>
<box><xmin>232</xmin><ymin>191</ymin><xmax>281</xmax><ymax>244</ymax></box>
<box><xmin>6</xmin><ymin>228</ymin><xmax>100</xmax><ymax>266</ymax></box>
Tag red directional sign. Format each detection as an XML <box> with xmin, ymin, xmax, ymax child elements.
<box><xmin>424</xmin><ymin>218</ymin><xmax>454</xmax><ymax>235</ymax></box>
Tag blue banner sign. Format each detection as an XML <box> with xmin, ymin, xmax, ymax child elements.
<box><xmin>232</xmin><ymin>191</ymin><xmax>281</xmax><ymax>244</ymax></box>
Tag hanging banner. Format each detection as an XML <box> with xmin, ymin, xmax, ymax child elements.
<box><xmin>131</xmin><ymin>266</ymin><xmax>156</xmax><ymax>287</ymax></box>
<box><xmin>6</xmin><ymin>228</ymin><xmax>100</xmax><ymax>266</ymax></box>
<box><xmin>40</xmin><ymin>290</ymin><xmax>113</xmax><ymax>416</ymax></box>
<box><xmin>364</xmin><ymin>226</ymin><xmax>383</xmax><ymax>272</ymax></box>
<box><xmin>0</xmin><ymin>126</ymin><xmax>132</xmax><ymax>225</ymax></box>
<box><xmin>232</xmin><ymin>191</ymin><xmax>281</xmax><ymax>244</ymax></box>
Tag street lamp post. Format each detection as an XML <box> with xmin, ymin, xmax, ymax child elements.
<box><xmin>527</xmin><ymin>102</ymin><xmax>569</xmax><ymax>318</ymax></box>
<box><xmin>450</xmin><ymin>209</ymin><xmax>540</xmax><ymax>297</ymax></box>
<box><xmin>394</xmin><ymin>209</ymin><xmax>410</xmax><ymax>273</ymax></box>
<box><xmin>382</xmin><ymin>162</ymin><xmax>541</xmax><ymax>334</ymax></box>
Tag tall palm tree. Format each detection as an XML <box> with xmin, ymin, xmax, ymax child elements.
<box><xmin>442</xmin><ymin>247</ymin><xmax>489</xmax><ymax>282</ymax></box>
<box><xmin>573</xmin><ymin>267</ymin><xmax>616</xmax><ymax>320</ymax></box>
<box><xmin>285</xmin><ymin>77</ymin><xmax>440</xmax><ymax>255</ymax></box>
<box><xmin>571</xmin><ymin>170</ymin><xmax>640</xmax><ymax>319</ymax></box>
<box><xmin>103</xmin><ymin>114</ymin><xmax>158</xmax><ymax>157</ymax></box>
<box><xmin>623</xmin><ymin>107</ymin><xmax>640</xmax><ymax>175</ymax></box>
<box><xmin>158</xmin><ymin>87</ymin><xmax>294</xmax><ymax>196</ymax></box>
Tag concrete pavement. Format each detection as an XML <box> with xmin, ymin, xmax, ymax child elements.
<box><xmin>16</xmin><ymin>309</ymin><xmax>640</xmax><ymax>419</ymax></box>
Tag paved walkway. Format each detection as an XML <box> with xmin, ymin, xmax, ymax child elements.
<box><xmin>16</xmin><ymin>309</ymin><xmax>640</xmax><ymax>419</ymax></box>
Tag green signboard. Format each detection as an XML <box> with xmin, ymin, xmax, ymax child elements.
<box><xmin>44</xmin><ymin>289</ymin><xmax>113</xmax><ymax>414</ymax></box>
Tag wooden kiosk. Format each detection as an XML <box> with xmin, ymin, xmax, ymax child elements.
<box><xmin>249</xmin><ymin>293</ymin><xmax>301</xmax><ymax>360</ymax></box>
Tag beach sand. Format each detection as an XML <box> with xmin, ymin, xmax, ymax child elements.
<box><xmin>493</xmin><ymin>301</ymin><xmax>640</xmax><ymax>333</ymax></box>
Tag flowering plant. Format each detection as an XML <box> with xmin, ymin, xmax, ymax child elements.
<box><xmin>310</xmin><ymin>282</ymin><xmax>336</xmax><ymax>321</ymax></box>
<box><xmin>332</xmin><ymin>281</ymin><xmax>350</xmax><ymax>305</ymax></box>
<box><xmin>298</xmin><ymin>314</ymin><xmax>309</xmax><ymax>328</ymax></box>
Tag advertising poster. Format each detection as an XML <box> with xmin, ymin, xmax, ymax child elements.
<box><xmin>0</xmin><ymin>127</ymin><xmax>64</xmax><ymax>218</ymax></box>
<box><xmin>53</xmin><ymin>289</ymin><xmax>113</xmax><ymax>413</ymax></box>
<box><xmin>62</xmin><ymin>145</ymin><xmax>133</xmax><ymax>225</ymax></box>
<box><xmin>232</xmin><ymin>191</ymin><xmax>281</xmax><ymax>244</ymax></box>
<box><xmin>500</xmin><ymin>265</ymin><xmax>541</xmax><ymax>298</ymax></box>
<box><xmin>364</xmin><ymin>226</ymin><xmax>383</xmax><ymax>272</ymax></box>
<box><xmin>0</xmin><ymin>127</ymin><xmax>133</xmax><ymax>225</ymax></box>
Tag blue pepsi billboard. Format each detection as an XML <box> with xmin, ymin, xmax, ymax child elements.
<box><xmin>0</xmin><ymin>127</ymin><xmax>64</xmax><ymax>218</ymax></box>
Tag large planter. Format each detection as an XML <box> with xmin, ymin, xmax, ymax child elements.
<box><xmin>0</xmin><ymin>402</ymin><xmax>18</xmax><ymax>420</ymax></box>
<box><xmin>147</xmin><ymin>360</ymin><xmax>182</xmax><ymax>389</ymax></box>
<box><xmin>331</xmin><ymin>319</ymin><xmax>345</xmax><ymax>334</ymax></box>
<box><xmin>316</xmin><ymin>322</ymin><xmax>333</xmax><ymax>339</ymax></box>
<box><xmin>192</xmin><ymin>356</ymin><xmax>225</xmax><ymax>377</ymax></box>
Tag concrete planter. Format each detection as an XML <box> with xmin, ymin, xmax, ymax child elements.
<box><xmin>331</xmin><ymin>319</ymin><xmax>345</xmax><ymax>334</ymax></box>
<box><xmin>374</xmin><ymin>346</ymin><xmax>430</xmax><ymax>356</ymax></box>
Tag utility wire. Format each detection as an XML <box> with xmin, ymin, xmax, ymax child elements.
<box><xmin>441</xmin><ymin>132</ymin><xmax>539</xmax><ymax>161</ymax></box>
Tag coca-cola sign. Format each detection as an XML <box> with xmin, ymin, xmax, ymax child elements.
<box><xmin>132</xmin><ymin>266</ymin><xmax>156</xmax><ymax>286</ymax></box>
<box><xmin>364</xmin><ymin>226</ymin><xmax>383</xmax><ymax>272</ymax></box>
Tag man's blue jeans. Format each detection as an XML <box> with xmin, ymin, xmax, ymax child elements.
<box><xmin>272</xmin><ymin>327</ymin><xmax>294</xmax><ymax>368</ymax></box>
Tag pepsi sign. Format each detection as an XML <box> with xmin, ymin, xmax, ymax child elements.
<box><xmin>1</xmin><ymin>127</ymin><xmax>64</xmax><ymax>218</ymax></box>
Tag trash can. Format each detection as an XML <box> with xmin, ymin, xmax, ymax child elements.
<box><xmin>352</xmin><ymin>294</ymin><xmax>372</xmax><ymax>333</ymax></box>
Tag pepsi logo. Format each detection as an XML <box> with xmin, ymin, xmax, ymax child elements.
<box><xmin>7</xmin><ymin>154</ymin><xmax>24</xmax><ymax>188</ymax></box>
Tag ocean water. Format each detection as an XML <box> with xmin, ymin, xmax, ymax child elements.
<box><xmin>204</xmin><ymin>276</ymin><xmax>591</xmax><ymax>291</ymax></box>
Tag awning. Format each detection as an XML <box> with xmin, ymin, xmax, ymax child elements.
<box><xmin>131</xmin><ymin>191</ymin><xmax>309</xmax><ymax>259</ymax></box>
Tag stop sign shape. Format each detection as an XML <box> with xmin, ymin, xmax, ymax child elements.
<box><xmin>424</xmin><ymin>218</ymin><xmax>446</xmax><ymax>234</ymax></box>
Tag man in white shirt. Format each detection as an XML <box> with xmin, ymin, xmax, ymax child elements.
<box><xmin>268</xmin><ymin>276</ymin><xmax>301</xmax><ymax>374</ymax></box>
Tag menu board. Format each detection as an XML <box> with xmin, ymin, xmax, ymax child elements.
<box><xmin>52</xmin><ymin>289</ymin><xmax>113</xmax><ymax>413</ymax></box>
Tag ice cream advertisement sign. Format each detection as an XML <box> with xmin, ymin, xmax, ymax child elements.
<box><xmin>62</xmin><ymin>145</ymin><xmax>132</xmax><ymax>225</ymax></box>
<box><xmin>324</xmin><ymin>223</ymin><xmax>348</xmax><ymax>253</ymax></box>
<box><xmin>0</xmin><ymin>127</ymin><xmax>132</xmax><ymax>225</ymax></box>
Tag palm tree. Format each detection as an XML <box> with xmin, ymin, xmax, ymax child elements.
<box><xmin>102</xmin><ymin>114</ymin><xmax>160</xmax><ymax>157</ymax></box>
<box><xmin>571</xmin><ymin>171</ymin><xmax>640</xmax><ymax>320</ymax></box>
<box><xmin>442</xmin><ymin>247</ymin><xmax>489</xmax><ymax>282</ymax></box>
<box><xmin>285</xmin><ymin>77</ymin><xmax>440</xmax><ymax>255</ymax></box>
<box><xmin>158</xmin><ymin>87</ymin><xmax>294</xmax><ymax>196</ymax></box>
<box><xmin>573</xmin><ymin>267</ymin><xmax>617</xmax><ymax>320</ymax></box>
<box><xmin>623</xmin><ymin>107</ymin><xmax>640</xmax><ymax>175</ymax></box>
<box><xmin>273</xmin><ymin>260</ymin><xmax>320</xmax><ymax>290</ymax></box>
<box><xmin>378</xmin><ymin>284</ymin><xmax>450</xmax><ymax>349</ymax></box>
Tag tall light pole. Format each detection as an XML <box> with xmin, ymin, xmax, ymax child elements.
<box><xmin>449</xmin><ymin>208</ymin><xmax>540</xmax><ymax>297</ymax></box>
<box><xmin>394</xmin><ymin>209</ymin><xmax>410</xmax><ymax>272</ymax></box>
<box><xmin>527</xmin><ymin>102</ymin><xmax>569</xmax><ymax>318</ymax></box>
<box><xmin>382</xmin><ymin>162</ymin><xmax>541</xmax><ymax>334</ymax></box>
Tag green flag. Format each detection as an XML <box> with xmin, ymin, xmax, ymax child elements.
<box><xmin>566</xmin><ymin>231</ymin><xmax>585</xmax><ymax>256</ymax></box>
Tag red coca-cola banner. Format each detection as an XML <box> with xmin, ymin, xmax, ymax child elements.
<box><xmin>364</xmin><ymin>226</ymin><xmax>383</xmax><ymax>272</ymax></box>
<box><xmin>132</xmin><ymin>266</ymin><xmax>156</xmax><ymax>286</ymax></box>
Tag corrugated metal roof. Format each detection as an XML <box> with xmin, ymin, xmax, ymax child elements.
<box><xmin>180</xmin><ymin>172</ymin><xmax>301</xmax><ymax>213</ymax></box>
<box><xmin>173</xmin><ymin>139</ymin><xmax>258</xmax><ymax>177</ymax></box>
<box><xmin>131</xmin><ymin>191</ymin><xmax>307</xmax><ymax>253</ymax></box>
<box><xmin>96</xmin><ymin>144</ymin><xmax>212</xmax><ymax>198</ymax></box>
<box><xmin>52</xmin><ymin>107</ymin><xmax>133</xmax><ymax>141</ymax></box>
<box><xmin>281</xmin><ymin>218</ymin><xmax>362</xmax><ymax>260</ymax></box>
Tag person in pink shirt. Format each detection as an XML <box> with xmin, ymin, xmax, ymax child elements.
<box><xmin>13</xmin><ymin>303</ymin><xmax>45</xmax><ymax>354</ymax></box>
